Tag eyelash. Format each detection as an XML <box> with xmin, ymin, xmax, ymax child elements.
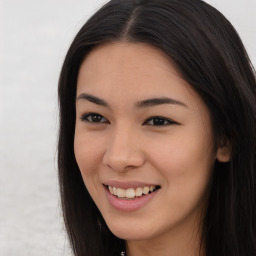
<box><xmin>145</xmin><ymin>117</ymin><xmax>176</xmax><ymax>126</ymax></box>
<box><xmin>80</xmin><ymin>113</ymin><xmax>109</xmax><ymax>124</ymax></box>
<box><xmin>80</xmin><ymin>113</ymin><xmax>176</xmax><ymax>126</ymax></box>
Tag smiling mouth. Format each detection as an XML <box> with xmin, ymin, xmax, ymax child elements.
<box><xmin>105</xmin><ymin>185</ymin><xmax>161</xmax><ymax>200</ymax></box>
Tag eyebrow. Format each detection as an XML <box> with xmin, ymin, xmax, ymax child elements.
<box><xmin>136</xmin><ymin>97</ymin><xmax>187</xmax><ymax>108</ymax></box>
<box><xmin>76</xmin><ymin>93</ymin><xmax>187</xmax><ymax>108</ymax></box>
<box><xmin>77</xmin><ymin>93</ymin><xmax>109</xmax><ymax>107</ymax></box>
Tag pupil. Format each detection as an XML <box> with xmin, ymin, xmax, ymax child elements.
<box><xmin>92</xmin><ymin>115</ymin><xmax>102</xmax><ymax>122</ymax></box>
<box><xmin>153</xmin><ymin>118</ymin><xmax>164</xmax><ymax>125</ymax></box>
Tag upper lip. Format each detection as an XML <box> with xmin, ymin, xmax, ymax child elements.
<box><xmin>103</xmin><ymin>180</ymin><xmax>160</xmax><ymax>189</ymax></box>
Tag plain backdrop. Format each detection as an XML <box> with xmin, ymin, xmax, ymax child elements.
<box><xmin>0</xmin><ymin>0</ymin><xmax>255</xmax><ymax>255</ymax></box>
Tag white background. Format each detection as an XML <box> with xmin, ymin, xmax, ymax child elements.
<box><xmin>0</xmin><ymin>0</ymin><xmax>255</xmax><ymax>255</ymax></box>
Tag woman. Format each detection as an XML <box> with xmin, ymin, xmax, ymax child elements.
<box><xmin>58</xmin><ymin>0</ymin><xmax>256</xmax><ymax>255</ymax></box>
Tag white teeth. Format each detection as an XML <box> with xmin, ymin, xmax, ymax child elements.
<box><xmin>143</xmin><ymin>186</ymin><xmax>149</xmax><ymax>194</ymax></box>
<box><xmin>126</xmin><ymin>188</ymin><xmax>135</xmax><ymax>198</ymax></box>
<box><xmin>117</xmin><ymin>188</ymin><xmax>126</xmax><ymax>198</ymax></box>
<box><xmin>108</xmin><ymin>185</ymin><xmax>157</xmax><ymax>199</ymax></box>
<box><xmin>135</xmin><ymin>187</ymin><xmax>142</xmax><ymax>197</ymax></box>
<box><xmin>113</xmin><ymin>187</ymin><xmax>117</xmax><ymax>196</ymax></box>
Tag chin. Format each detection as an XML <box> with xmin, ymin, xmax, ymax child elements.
<box><xmin>106</xmin><ymin>221</ymin><xmax>156</xmax><ymax>241</ymax></box>
<box><xmin>111</xmin><ymin>229</ymin><xmax>150</xmax><ymax>241</ymax></box>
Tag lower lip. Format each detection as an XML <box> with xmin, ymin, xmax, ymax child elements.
<box><xmin>104</xmin><ymin>186</ymin><xmax>159</xmax><ymax>212</ymax></box>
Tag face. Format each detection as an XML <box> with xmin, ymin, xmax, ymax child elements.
<box><xmin>74</xmin><ymin>42</ymin><xmax>224</xmax><ymax>242</ymax></box>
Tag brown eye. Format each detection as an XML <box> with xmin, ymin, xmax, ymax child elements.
<box><xmin>81</xmin><ymin>113</ymin><xmax>109</xmax><ymax>123</ymax></box>
<box><xmin>144</xmin><ymin>117</ymin><xmax>176</xmax><ymax>126</ymax></box>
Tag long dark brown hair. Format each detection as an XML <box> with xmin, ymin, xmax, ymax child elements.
<box><xmin>58</xmin><ymin>0</ymin><xmax>256</xmax><ymax>255</ymax></box>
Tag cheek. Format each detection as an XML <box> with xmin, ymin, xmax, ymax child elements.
<box><xmin>149</xmin><ymin>133</ymin><xmax>214</xmax><ymax>170</ymax></box>
<box><xmin>74</xmin><ymin>130</ymin><xmax>105</xmax><ymax>179</ymax></box>
<box><xmin>74</xmin><ymin>130</ymin><xmax>106</xmax><ymax>206</ymax></box>
<box><xmin>147</xmin><ymin>130</ymin><xmax>215</xmax><ymax>197</ymax></box>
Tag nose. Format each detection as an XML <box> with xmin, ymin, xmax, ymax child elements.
<box><xmin>102</xmin><ymin>126</ymin><xmax>145</xmax><ymax>172</ymax></box>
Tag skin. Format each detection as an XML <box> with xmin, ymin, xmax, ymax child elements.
<box><xmin>74</xmin><ymin>42</ymin><xmax>230</xmax><ymax>256</ymax></box>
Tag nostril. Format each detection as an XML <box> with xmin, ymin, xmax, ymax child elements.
<box><xmin>103</xmin><ymin>150</ymin><xmax>146</xmax><ymax>172</ymax></box>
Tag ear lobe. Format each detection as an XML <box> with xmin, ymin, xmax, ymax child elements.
<box><xmin>216</xmin><ymin>145</ymin><xmax>231</xmax><ymax>162</ymax></box>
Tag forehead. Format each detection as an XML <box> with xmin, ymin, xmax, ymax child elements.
<box><xmin>79</xmin><ymin>42</ymin><xmax>175</xmax><ymax>73</ymax></box>
<box><xmin>76</xmin><ymin>42</ymin><xmax>203</xmax><ymax>112</ymax></box>
<box><xmin>78</xmin><ymin>43</ymin><xmax>184</xmax><ymax>91</ymax></box>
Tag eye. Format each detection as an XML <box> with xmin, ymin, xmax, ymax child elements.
<box><xmin>143</xmin><ymin>116</ymin><xmax>176</xmax><ymax>126</ymax></box>
<box><xmin>80</xmin><ymin>113</ymin><xmax>109</xmax><ymax>123</ymax></box>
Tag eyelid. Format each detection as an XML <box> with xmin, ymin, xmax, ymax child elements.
<box><xmin>143</xmin><ymin>116</ymin><xmax>177</xmax><ymax>126</ymax></box>
<box><xmin>80</xmin><ymin>113</ymin><xmax>177</xmax><ymax>126</ymax></box>
<box><xmin>80</xmin><ymin>113</ymin><xmax>109</xmax><ymax>123</ymax></box>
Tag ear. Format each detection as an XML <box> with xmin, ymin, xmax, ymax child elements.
<box><xmin>216</xmin><ymin>144</ymin><xmax>231</xmax><ymax>162</ymax></box>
